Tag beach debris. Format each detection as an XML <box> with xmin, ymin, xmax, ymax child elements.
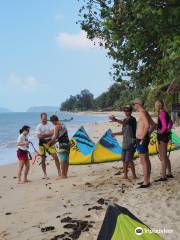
<box><xmin>88</xmin><ymin>206</ymin><xmax>103</xmax><ymax>211</ymax></box>
<box><xmin>3</xmin><ymin>176</ymin><xmax>7</xmax><ymax>178</ymax></box>
<box><xmin>13</xmin><ymin>176</ymin><xmax>17</xmax><ymax>179</ymax></box>
<box><xmin>97</xmin><ymin>198</ymin><xmax>105</xmax><ymax>205</ymax></box>
<box><xmin>85</xmin><ymin>182</ymin><xmax>92</xmax><ymax>187</ymax></box>
<box><xmin>97</xmin><ymin>198</ymin><xmax>109</xmax><ymax>206</ymax></box>
<box><xmin>5</xmin><ymin>212</ymin><xmax>12</xmax><ymax>215</ymax></box>
<box><xmin>56</xmin><ymin>215</ymin><xmax>61</xmax><ymax>219</ymax></box>
<box><xmin>46</xmin><ymin>195</ymin><xmax>53</xmax><ymax>199</ymax></box>
<box><xmin>50</xmin><ymin>234</ymin><xmax>67</xmax><ymax>240</ymax></box>
<box><xmin>61</xmin><ymin>217</ymin><xmax>72</xmax><ymax>223</ymax></box>
<box><xmin>119</xmin><ymin>184</ymin><xmax>125</xmax><ymax>193</ymax></box>
<box><xmin>41</xmin><ymin>226</ymin><xmax>55</xmax><ymax>232</ymax></box>
<box><xmin>82</xmin><ymin>203</ymin><xmax>90</xmax><ymax>206</ymax></box>
<box><xmin>45</xmin><ymin>183</ymin><xmax>52</xmax><ymax>187</ymax></box>
<box><xmin>85</xmin><ymin>215</ymin><xmax>91</xmax><ymax>218</ymax></box>
<box><xmin>57</xmin><ymin>217</ymin><xmax>94</xmax><ymax>240</ymax></box>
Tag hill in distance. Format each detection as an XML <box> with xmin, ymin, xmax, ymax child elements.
<box><xmin>0</xmin><ymin>107</ymin><xmax>12</xmax><ymax>113</ymax></box>
<box><xmin>26</xmin><ymin>106</ymin><xmax>59</xmax><ymax>113</ymax></box>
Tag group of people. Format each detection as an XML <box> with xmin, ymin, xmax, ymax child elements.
<box><xmin>16</xmin><ymin>98</ymin><xmax>174</xmax><ymax>188</ymax></box>
<box><xmin>110</xmin><ymin>98</ymin><xmax>173</xmax><ymax>188</ymax></box>
<box><xmin>17</xmin><ymin>113</ymin><xmax>70</xmax><ymax>184</ymax></box>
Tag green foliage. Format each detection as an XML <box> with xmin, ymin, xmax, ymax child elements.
<box><xmin>60</xmin><ymin>82</ymin><xmax>174</xmax><ymax>112</ymax></box>
<box><xmin>78</xmin><ymin>0</ymin><xmax>180</xmax><ymax>86</ymax></box>
<box><xmin>60</xmin><ymin>89</ymin><xmax>94</xmax><ymax>111</ymax></box>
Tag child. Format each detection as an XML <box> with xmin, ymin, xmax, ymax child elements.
<box><xmin>110</xmin><ymin>105</ymin><xmax>137</xmax><ymax>179</ymax></box>
<box><xmin>17</xmin><ymin>125</ymin><xmax>31</xmax><ymax>184</ymax></box>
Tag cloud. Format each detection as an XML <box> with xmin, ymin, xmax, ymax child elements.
<box><xmin>54</xmin><ymin>14</ymin><xmax>64</xmax><ymax>21</ymax></box>
<box><xmin>56</xmin><ymin>30</ymin><xmax>100</xmax><ymax>49</ymax></box>
<box><xmin>7</xmin><ymin>73</ymin><xmax>39</xmax><ymax>92</ymax></box>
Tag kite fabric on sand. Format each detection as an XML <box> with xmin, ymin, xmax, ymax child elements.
<box><xmin>68</xmin><ymin>127</ymin><xmax>179</xmax><ymax>165</ymax></box>
<box><xmin>97</xmin><ymin>204</ymin><xmax>163</xmax><ymax>240</ymax></box>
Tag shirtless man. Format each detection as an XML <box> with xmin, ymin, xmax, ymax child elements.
<box><xmin>133</xmin><ymin>98</ymin><xmax>155</xmax><ymax>188</ymax></box>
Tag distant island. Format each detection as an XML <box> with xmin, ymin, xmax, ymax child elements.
<box><xmin>26</xmin><ymin>106</ymin><xmax>60</xmax><ymax>113</ymax></box>
<box><xmin>0</xmin><ymin>107</ymin><xmax>12</xmax><ymax>113</ymax></box>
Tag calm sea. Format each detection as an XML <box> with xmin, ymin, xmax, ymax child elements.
<box><xmin>0</xmin><ymin>112</ymin><xmax>107</xmax><ymax>166</ymax></box>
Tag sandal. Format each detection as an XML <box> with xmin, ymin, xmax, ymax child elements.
<box><xmin>167</xmin><ymin>174</ymin><xmax>174</xmax><ymax>178</ymax></box>
<box><xmin>154</xmin><ymin>178</ymin><xmax>167</xmax><ymax>182</ymax></box>
<box><xmin>138</xmin><ymin>183</ymin><xmax>150</xmax><ymax>188</ymax></box>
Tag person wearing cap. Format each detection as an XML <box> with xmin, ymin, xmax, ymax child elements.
<box><xmin>110</xmin><ymin>105</ymin><xmax>137</xmax><ymax>180</ymax></box>
<box><xmin>133</xmin><ymin>98</ymin><xmax>155</xmax><ymax>188</ymax></box>
<box><xmin>36</xmin><ymin>113</ymin><xmax>61</xmax><ymax>179</ymax></box>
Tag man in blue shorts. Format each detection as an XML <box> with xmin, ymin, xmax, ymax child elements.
<box><xmin>110</xmin><ymin>105</ymin><xmax>137</xmax><ymax>179</ymax></box>
<box><xmin>133</xmin><ymin>98</ymin><xmax>155</xmax><ymax>188</ymax></box>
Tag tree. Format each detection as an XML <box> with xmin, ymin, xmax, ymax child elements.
<box><xmin>78</xmin><ymin>0</ymin><xmax>180</xmax><ymax>87</ymax></box>
<box><xmin>60</xmin><ymin>89</ymin><xmax>94</xmax><ymax>111</ymax></box>
<box><xmin>80</xmin><ymin>89</ymin><xmax>94</xmax><ymax>110</ymax></box>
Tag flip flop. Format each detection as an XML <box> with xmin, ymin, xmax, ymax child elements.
<box><xmin>137</xmin><ymin>181</ymin><xmax>144</xmax><ymax>185</ymax></box>
<box><xmin>167</xmin><ymin>174</ymin><xmax>174</xmax><ymax>178</ymax></box>
<box><xmin>24</xmin><ymin>180</ymin><xmax>32</xmax><ymax>183</ymax></box>
<box><xmin>138</xmin><ymin>183</ymin><xmax>150</xmax><ymax>188</ymax></box>
<box><xmin>154</xmin><ymin>178</ymin><xmax>167</xmax><ymax>182</ymax></box>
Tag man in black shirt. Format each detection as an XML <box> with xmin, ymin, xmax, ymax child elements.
<box><xmin>110</xmin><ymin>105</ymin><xmax>137</xmax><ymax>179</ymax></box>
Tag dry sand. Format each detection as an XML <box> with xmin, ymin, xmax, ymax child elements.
<box><xmin>0</xmin><ymin>119</ymin><xmax>180</xmax><ymax>240</ymax></box>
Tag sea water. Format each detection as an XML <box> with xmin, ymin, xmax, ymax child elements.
<box><xmin>0</xmin><ymin>112</ymin><xmax>107</xmax><ymax>166</ymax></box>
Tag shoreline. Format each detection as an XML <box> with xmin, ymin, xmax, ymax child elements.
<box><xmin>0</xmin><ymin>116</ymin><xmax>180</xmax><ymax>240</ymax></box>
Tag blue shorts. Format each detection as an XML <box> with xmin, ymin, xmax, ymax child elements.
<box><xmin>136</xmin><ymin>138</ymin><xmax>150</xmax><ymax>154</ymax></box>
<box><xmin>122</xmin><ymin>148</ymin><xmax>135</xmax><ymax>162</ymax></box>
<box><xmin>58</xmin><ymin>151</ymin><xmax>69</xmax><ymax>161</ymax></box>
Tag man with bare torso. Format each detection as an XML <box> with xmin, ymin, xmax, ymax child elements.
<box><xmin>133</xmin><ymin>98</ymin><xmax>155</xmax><ymax>188</ymax></box>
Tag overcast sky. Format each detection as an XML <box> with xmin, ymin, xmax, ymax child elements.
<box><xmin>0</xmin><ymin>0</ymin><xmax>113</xmax><ymax>112</ymax></box>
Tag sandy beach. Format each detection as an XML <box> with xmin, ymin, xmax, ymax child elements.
<box><xmin>0</xmin><ymin>119</ymin><xmax>180</xmax><ymax>240</ymax></box>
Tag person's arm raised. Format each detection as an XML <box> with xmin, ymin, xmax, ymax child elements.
<box><xmin>112</xmin><ymin>131</ymin><xmax>123</xmax><ymax>137</ymax></box>
<box><xmin>109</xmin><ymin>115</ymin><xmax>124</xmax><ymax>125</ymax></box>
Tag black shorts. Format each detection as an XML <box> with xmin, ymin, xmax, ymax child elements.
<box><xmin>157</xmin><ymin>132</ymin><xmax>171</xmax><ymax>144</ymax></box>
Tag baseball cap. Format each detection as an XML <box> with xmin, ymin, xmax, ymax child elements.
<box><xmin>133</xmin><ymin>98</ymin><xmax>144</xmax><ymax>106</ymax></box>
<box><xmin>123</xmin><ymin>105</ymin><xmax>133</xmax><ymax>112</ymax></box>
